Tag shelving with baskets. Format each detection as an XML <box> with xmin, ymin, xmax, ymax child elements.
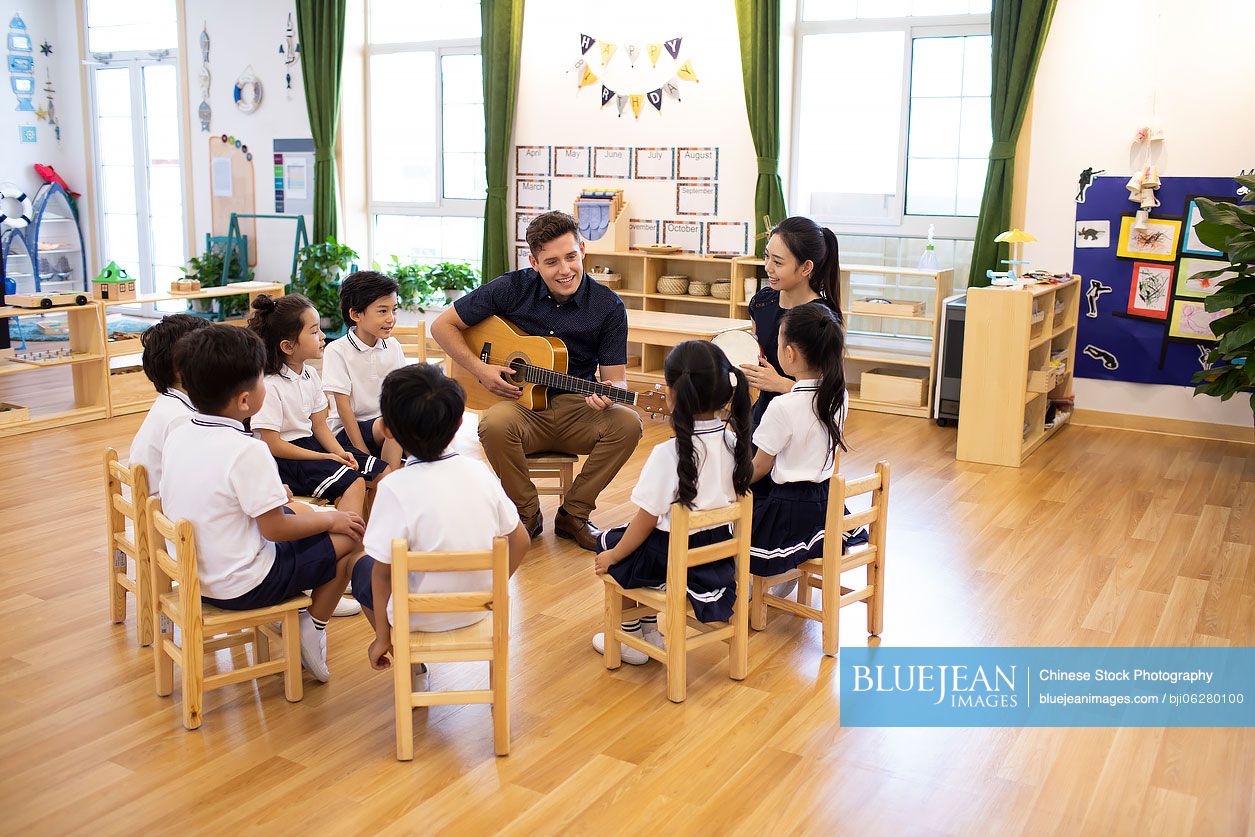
<box><xmin>956</xmin><ymin>276</ymin><xmax>1080</xmax><ymax>467</ymax></box>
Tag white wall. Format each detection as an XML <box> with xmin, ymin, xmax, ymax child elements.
<box><xmin>183</xmin><ymin>0</ymin><xmax>313</xmax><ymax>283</ymax></box>
<box><xmin>512</xmin><ymin>0</ymin><xmax>755</xmax><ymax>262</ymax></box>
<box><xmin>0</xmin><ymin>1</ymin><xmax>91</xmax><ymax>264</ymax></box>
<box><xmin>1022</xmin><ymin>0</ymin><xmax>1255</xmax><ymax>427</ymax></box>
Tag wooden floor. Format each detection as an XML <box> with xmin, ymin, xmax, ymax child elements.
<box><xmin>0</xmin><ymin>408</ymin><xmax>1251</xmax><ymax>835</ymax></box>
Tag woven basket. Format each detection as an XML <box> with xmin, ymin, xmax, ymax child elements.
<box><xmin>688</xmin><ymin>281</ymin><xmax>711</xmax><ymax>297</ymax></box>
<box><xmin>711</xmin><ymin>281</ymin><xmax>731</xmax><ymax>299</ymax></box>
<box><xmin>658</xmin><ymin>275</ymin><xmax>689</xmax><ymax>295</ymax></box>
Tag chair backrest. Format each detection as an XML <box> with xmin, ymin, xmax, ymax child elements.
<box><xmin>826</xmin><ymin>460</ymin><xmax>890</xmax><ymax>562</ymax></box>
<box><xmin>104</xmin><ymin>447</ymin><xmax>150</xmax><ymax>561</ymax></box>
<box><xmin>146</xmin><ymin>497</ymin><xmax>203</xmax><ymax>622</ymax></box>
<box><xmin>665</xmin><ymin>495</ymin><xmax>753</xmax><ymax>590</ymax></box>
<box><xmin>390</xmin><ymin>536</ymin><xmax>509</xmax><ymax>638</ymax></box>
<box><xmin>393</xmin><ymin>322</ymin><xmax>428</xmax><ymax>362</ymax></box>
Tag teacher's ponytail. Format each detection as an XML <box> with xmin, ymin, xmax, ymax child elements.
<box><xmin>771</xmin><ymin>216</ymin><xmax>844</xmax><ymax>321</ymax></box>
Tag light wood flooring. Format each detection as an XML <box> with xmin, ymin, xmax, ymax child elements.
<box><xmin>0</xmin><ymin>409</ymin><xmax>1251</xmax><ymax>835</ymax></box>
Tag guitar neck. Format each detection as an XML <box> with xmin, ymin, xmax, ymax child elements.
<box><xmin>517</xmin><ymin>364</ymin><xmax>637</xmax><ymax>405</ymax></box>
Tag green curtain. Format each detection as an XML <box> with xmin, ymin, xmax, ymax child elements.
<box><xmin>481</xmin><ymin>0</ymin><xmax>525</xmax><ymax>282</ymax></box>
<box><xmin>295</xmin><ymin>0</ymin><xmax>347</xmax><ymax>244</ymax></box>
<box><xmin>734</xmin><ymin>0</ymin><xmax>787</xmax><ymax>258</ymax></box>
<box><xmin>968</xmin><ymin>0</ymin><xmax>1058</xmax><ymax>287</ymax></box>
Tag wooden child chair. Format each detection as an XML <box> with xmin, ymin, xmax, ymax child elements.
<box><xmin>393</xmin><ymin>322</ymin><xmax>429</xmax><ymax>362</ymax></box>
<box><xmin>390</xmin><ymin>536</ymin><xmax>510</xmax><ymax>760</ymax></box>
<box><xmin>525</xmin><ymin>451</ymin><xmax>579</xmax><ymax>506</ymax></box>
<box><xmin>147</xmin><ymin>497</ymin><xmax>308</xmax><ymax>730</ymax></box>
<box><xmin>602</xmin><ymin>496</ymin><xmax>752</xmax><ymax>703</ymax></box>
<box><xmin>749</xmin><ymin>461</ymin><xmax>890</xmax><ymax>656</ymax></box>
<box><xmin>104</xmin><ymin>448</ymin><xmax>153</xmax><ymax>646</ymax></box>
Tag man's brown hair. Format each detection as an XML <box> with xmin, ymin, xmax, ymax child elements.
<box><xmin>525</xmin><ymin>210</ymin><xmax>581</xmax><ymax>255</ymax></box>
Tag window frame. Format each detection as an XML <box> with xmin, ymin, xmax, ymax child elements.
<box><xmin>788</xmin><ymin>5</ymin><xmax>991</xmax><ymax>240</ymax></box>
<box><xmin>363</xmin><ymin>15</ymin><xmax>484</xmax><ymax>268</ymax></box>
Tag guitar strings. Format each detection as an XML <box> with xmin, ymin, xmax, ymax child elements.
<box><xmin>476</xmin><ymin>354</ymin><xmax>644</xmax><ymax>405</ymax></box>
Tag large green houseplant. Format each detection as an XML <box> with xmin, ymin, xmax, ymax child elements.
<box><xmin>181</xmin><ymin>246</ymin><xmax>249</xmax><ymax>318</ymax></box>
<box><xmin>380</xmin><ymin>258</ymin><xmax>481</xmax><ymax>311</ymax></box>
<box><xmin>294</xmin><ymin>237</ymin><xmax>358</xmax><ymax>332</ymax></box>
<box><xmin>1189</xmin><ymin>174</ymin><xmax>1255</xmax><ymax>414</ymax></box>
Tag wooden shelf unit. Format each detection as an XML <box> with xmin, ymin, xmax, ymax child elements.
<box><xmin>956</xmin><ymin>276</ymin><xmax>1081</xmax><ymax>467</ymax></box>
<box><xmin>99</xmin><ymin>281</ymin><xmax>286</xmax><ymax>415</ymax></box>
<box><xmin>0</xmin><ymin>303</ymin><xmax>110</xmax><ymax>438</ymax></box>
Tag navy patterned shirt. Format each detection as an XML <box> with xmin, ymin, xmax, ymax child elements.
<box><xmin>453</xmin><ymin>268</ymin><xmax>629</xmax><ymax>383</ymax></box>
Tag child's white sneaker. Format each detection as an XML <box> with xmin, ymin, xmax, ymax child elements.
<box><xmin>411</xmin><ymin>663</ymin><xmax>429</xmax><ymax>693</ymax></box>
<box><xmin>642</xmin><ymin>627</ymin><xmax>665</xmax><ymax>651</ymax></box>
<box><xmin>332</xmin><ymin>596</ymin><xmax>361</xmax><ymax>617</ymax></box>
<box><xmin>298</xmin><ymin>611</ymin><xmax>330</xmax><ymax>682</ymax></box>
<box><xmin>769</xmin><ymin>578</ymin><xmax>799</xmax><ymax>599</ymax></box>
<box><xmin>592</xmin><ymin>629</ymin><xmax>650</xmax><ymax>665</ymax></box>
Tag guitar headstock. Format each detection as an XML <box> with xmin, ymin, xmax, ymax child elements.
<box><xmin>632</xmin><ymin>383</ymin><xmax>670</xmax><ymax>420</ymax></box>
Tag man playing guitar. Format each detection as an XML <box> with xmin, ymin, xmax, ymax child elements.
<box><xmin>432</xmin><ymin>211</ymin><xmax>643</xmax><ymax>550</ymax></box>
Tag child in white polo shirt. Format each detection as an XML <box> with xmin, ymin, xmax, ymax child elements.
<box><xmin>350</xmin><ymin>363</ymin><xmax>530</xmax><ymax>682</ymax></box>
<box><xmin>129</xmin><ymin>313</ymin><xmax>211</xmax><ymax>493</ymax></box>
<box><xmin>322</xmin><ymin>271</ymin><xmax>408</xmax><ymax>469</ymax></box>
<box><xmin>160</xmin><ymin>325</ymin><xmax>366</xmax><ymax>682</ymax></box>
<box><xmin>249</xmin><ymin>293</ymin><xmax>389</xmax><ymax>511</ymax></box>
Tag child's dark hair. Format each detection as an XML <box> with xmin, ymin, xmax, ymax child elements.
<box><xmin>770</xmin><ymin>216</ymin><xmax>843</xmax><ymax>319</ymax></box>
<box><xmin>779</xmin><ymin>303</ymin><xmax>848</xmax><ymax>464</ymax></box>
<box><xmin>140</xmin><ymin>313</ymin><xmax>211</xmax><ymax>393</ymax></box>
<box><xmin>663</xmin><ymin>341</ymin><xmax>753</xmax><ymax>508</ymax></box>
<box><xmin>174</xmin><ymin>325</ymin><xmax>267</xmax><ymax>414</ymax></box>
<box><xmin>379</xmin><ymin>364</ymin><xmax>465</xmax><ymax>462</ymax></box>
<box><xmin>339</xmin><ymin>270</ymin><xmax>399</xmax><ymax>327</ymax></box>
<box><xmin>248</xmin><ymin>293</ymin><xmax>316</xmax><ymax>375</ymax></box>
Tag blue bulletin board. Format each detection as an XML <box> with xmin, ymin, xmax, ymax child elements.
<box><xmin>1073</xmin><ymin>176</ymin><xmax>1242</xmax><ymax>386</ymax></box>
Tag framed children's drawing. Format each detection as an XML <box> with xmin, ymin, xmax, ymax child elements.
<box><xmin>1126</xmin><ymin>261</ymin><xmax>1172</xmax><ymax>319</ymax></box>
<box><xmin>1176</xmin><ymin>255</ymin><xmax>1235</xmax><ymax>299</ymax></box>
<box><xmin>1181</xmin><ymin>198</ymin><xmax>1225</xmax><ymax>257</ymax></box>
<box><xmin>1116</xmin><ymin>215</ymin><xmax>1181</xmax><ymax>262</ymax></box>
<box><xmin>1167</xmin><ymin>300</ymin><xmax>1224</xmax><ymax>342</ymax></box>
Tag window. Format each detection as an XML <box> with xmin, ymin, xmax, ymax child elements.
<box><xmin>791</xmin><ymin>1</ymin><xmax>991</xmax><ymax>241</ymax></box>
<box><xmin>366</xmin><ymin>0</ymin><xmax>484</xmax><ymax>270</ymax></box>
<box><xmin>86</xmin><ymin>0</ymin><xmax>186</xmax><ymax>309</ymax></box>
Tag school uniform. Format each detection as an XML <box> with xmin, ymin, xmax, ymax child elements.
<box><xmin>251</xmin><ymin>362</ymin><xmax>386</xmax><ymax>500</ymax></box>
<box><xmin>746</xmin><ymin>289</ymin><xmax>841</xmax><ymax>427</ymax></box>
<box><xmin>749</xmin><ymin>381</ymin><xmax>868</xmax><ymax>577</ymax></box>
<box><xmin>350</xmin><ymin>450</ymin><xmax>519</xmax><ymax>632</ymax></box>
<box><xmin>160</xmin><ymin>413</ymin><xmax>337</xmax><ymax>610</ymax></box>
<box><xmin>599</xmin><ymin>418</ymin><xmax>739</xmax><ymax>623</ymax></box>
<box><xmin>129</xmin><ymin>388</ymin><xmax>195</xmax><ymax>494</ymax></box>
<box><xmin>322</xmin><ymin>328</ymin><xmax>407</xmax><ymax>457</ymax></box>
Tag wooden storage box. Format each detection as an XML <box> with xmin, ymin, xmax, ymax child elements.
<box><xmin>850</xmin><ymin>298</ymin><xmax>925</xmax><ymax>317</ymax></box>
<box><xmin>0</xmin><ymin>402</ymin><xmax>30</xmax><ymax>427</ymax></box>
<box><xmin>861</xmin><ymin>367</ymin><xmax>929</xmax><ymax>406</ymax></box>
<box><xmin>591</xmin><ymin>273</ymin><xmax>622</xmax><ymax>289</ymax></box>
<box><xmin>1026</xmin><ymin>368</ymin><xmax>1058</xmax><ymax>393</ymax></box>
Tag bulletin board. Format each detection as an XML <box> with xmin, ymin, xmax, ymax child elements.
<box><xmin>1072</xmin><ymin>176</ymin><xmax>1242</xmax><ymax>386</ymax></box>
<box><xmin>209</xmin><ymin>135</ymin><xmax>257</xmax><ymax>266</ymax></box>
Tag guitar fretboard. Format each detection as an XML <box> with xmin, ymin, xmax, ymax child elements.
<box><xmin>516</xmin><ymin>364</ymin><xmax>637</xmax><ymax>405</ymax></box>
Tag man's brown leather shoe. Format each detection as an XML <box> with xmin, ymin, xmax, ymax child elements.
<box><xmin>554</xmin><ymin>507</ymin><xmax>600</xmax><ymax>551</ymax></box>
<box><xmin>523</xmin><ymin>510</ymin><xmax>543</xmax><ymax>539</ymax></box>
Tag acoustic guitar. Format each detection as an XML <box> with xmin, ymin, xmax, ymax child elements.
<box><xmin>449</xmin><ymin>315</ymin><xmax>669</xmax><ymax>418</ymax></box>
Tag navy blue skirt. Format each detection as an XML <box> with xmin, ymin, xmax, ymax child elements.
<box><xmin>275</xmin><ymin>436</ymin><xmax>387</xmax><ymax>500</ymax></box>
<box><xmin>750</xmin><ymin>479</ymin><xmax>869</xmax><ymax>577</ymax></box>
<box><xmin>335</xmin><ymin>417</ymin><xmax>385</xmax><ymax>458</ymax></box>
<box><xmin>601</xmin><ymin>524</ymin><xmax>736</xmax><ymax>623</ymax></box>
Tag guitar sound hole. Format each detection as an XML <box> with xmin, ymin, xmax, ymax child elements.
<box><xmin>507</xmin><ymin>357</ymin><xmax>528</xmax><ymax>384</ymax></box>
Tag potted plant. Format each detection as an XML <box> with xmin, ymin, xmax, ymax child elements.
<box><xmin>426</xmin><ymin>261</ymin><xmax>481</xmax><ymax>303</ymax></box>
<box><xmin>1189</xmin><ymin>174</ymin><xmax>1255</xmax><ymax>416</ymax></box>
<box><xmin>294</xmin><ymin>237</ymin><xmax>358</xmax><ymax>333</ymax></box>
<box><xmin>384</xmin><ymin>256</ymin><xmax>432</xmax><ymax>311</ymax></box>
<box><xmin>180</xmin><ymin>246</ymin><xmax>249</xmax><ymax>318</ymax></box>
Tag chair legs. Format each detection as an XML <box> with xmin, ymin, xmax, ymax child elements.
<box><xmin>394</xmin><ymin>656</ymin><xmax>414</xmax><ymax>761</ymax></box>
<box><xmin>603</xmin><ymin>586</ymin><xmax>622</xmax><ymax>670</ymax></box>
<box><xmin>181</xmin><ymin>620</ymin><xmax>205</xmax><ymax>730</ymax></box>
<box><xmin>868</xmin><ymin>557</ymin><xmax>885</xmax><ymax>636</ymax></box>
<box><xmin>749</xmin><ymin>575</ymin><xmax>768</xmax><ymax>631</ymax></box>
<box><xmin>665</xmin><ymin>596</ymin><xmax>687</xmax><ymax>703</ymax></box>
<box><xmin>135</xmin><ymin>553</ymin><xmax>154</xmax><ymax>647</ymax></box>
<box><xmin>108</xmin><ymin>548</ymin><xmax>127</xmax><ymax>624</ymax></box>
<box><xmin>491</xmin><ymin>657</ymin><xmax>510</xmax><ymax>756</ymax></box>
<box><xmin>282</xmin><ymin>611</ymin><xmax>303</xmax><ymax>702</ymax></box>
<box><xmin>155</xmin><ymin>615</ymin><xmax>174</xmax><ymax>697</ymax></box>
<box><xmin>821</xmin><ymin>554</ymin><xmax>839</xmax><ymax>657</ymax></box>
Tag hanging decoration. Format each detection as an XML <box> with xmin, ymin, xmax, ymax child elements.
<box><xmin>629</xmin><ymin>94</ymin><xmax>644</xmax><ymax>119</ymax></box>
<box><xmin>664</xmin><ymin>37</ymin><xmax>683</xmax><ymax>59</ymax></box>
<box><xmin>599</xmin><ymin>41</ymin><xmax>616</xmax><ymax>66</ymax></box>
<box><xmin>279</xmin><ymin>12</ymin><xmax>300</xmax><ymax>97</ymax></box>
<box><xmin>37</xmin><ymin>70</ymin><xmax>58</xmax><ymax>143</ymax></box>
<box><xmin>198</xmin><ymin>23</ymin><xmax>211</xmax><ymax>132</ymax></box>
<box><xmin>567</xmin><ymin>57</ymin><xmax>586</xmax><ymax>75</ymax></box>
<box><xmin>599</xmin><ymin>85</ymin><xmax>614</xmax><ymax>108</ymax></box>
<box><xmin>647</xmin><ymin>43</ymin><xmax>662</xmax><ymax>67</ymax></box>
<box><xmin>615</xmin><ymin>94</ymin><xmax>628</xmax><ymax>117</ymax></box>
<box><xmin>576</xmin><ymin>31</ymin><xmax>692</xmax><ymax>121</ymax></box>
<box><xmin>1125</xmin><ymin>125</ymin><xmax>1165</xmax><ymax>229</ymax></box>
<box><xmin>8</xmin><ymin>12</ymin><xmax>35</xmax><ymax>112</ymax></box>
<box><xmin>676</xmin><ymin>59</ymin><xmax>700</xmax><ymax>83</ymax></box>
<box><xmin>626</xmin><ymin>44</ymin><xmax>640</xmax><ymax>67</ymax></box>
<box><xmin>647</xmin><ymin>88</ymin><xmax>663</xmax><ymax>111</ymax></box>
<box><xmin>578</xmin><ymin>63</ymin><xmax>599</xmax><ymax>89</ymax></box>
<box><xmin>233</xmin><ymin>65</ymin><xmax>263</xmax><ymax>113</ymax></box>
<box><xmin>662</xmin><ymin>79</ymin><xmax>681</xmax><ymax>101</ymax></box>
<box><xmin>38</xmin><ymin>40</ymin><xmax>50</xmax><ymax>56</ymax></box>
<box><xmin>580</xmin><ymin>33</ymin><xmax>595</xmax><ymax>54</ymax></box>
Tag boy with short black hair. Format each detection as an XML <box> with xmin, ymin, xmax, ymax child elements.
<box><xmin>161</xmin><ymin>325</ymin><xmax>365</xmax><ymax>682</ymax></box>
<box><xmin>350</xmin><ymin>364</ymin><xmax>529</xmax><ymax>678</ymax></box>
<box><xmin>323</xmin><ymin>270</ymin><xmax>407</xmax><ymax>468</ymax></box>
<box><xmin>129</xmin><ymin>313</ymin><xmax>212</xmax><ymax>493</ymax></box>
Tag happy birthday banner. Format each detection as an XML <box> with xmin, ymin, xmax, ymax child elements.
<box><xmin>570</xmin><ymin>32</ymin><xmax>700</xmax><ymax>120</ymax></box>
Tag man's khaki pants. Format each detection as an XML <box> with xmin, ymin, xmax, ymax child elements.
<box><xmin>478</xmin><ymin>393</ymin><xmax>644</xmax><ymax>521</ymax></box>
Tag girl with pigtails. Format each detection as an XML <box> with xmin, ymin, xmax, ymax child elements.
<box><xmin>591</xmin><ymin>341</ymin><xmax>754</xmax><ymax>666</ymax></box>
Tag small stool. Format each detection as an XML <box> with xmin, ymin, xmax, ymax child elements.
<box><xmin>526</xmin><ymin>451</ymin><xmax>579</xmax><ymax>506</ymax></box>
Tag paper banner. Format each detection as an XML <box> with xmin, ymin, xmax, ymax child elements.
<box><xmin>627</xmin><ymin>44</ymin><xmax>640</xmax><ymax>66</ymax></box>
<box><xmin>580</xmin><ymin>33</ymin><xmax>595</xmax><ymax>55</ymax></box>
<box><xmin>578</xmin><ymin>64</ymin><xmax>600</xmax><ymax>89</ymax></box>
<box><xmin>600</xmin><ymin>85</ymin><xmax>614</xmax><ymax>108</ymax></box>
<box><xmin>615</xmin><ymin>94</ymin><xmax>628</xmax><ymax>117</ymax></box>
<box><xmin>664</xmin><ymin>37</ymin><xmax>683</xmax><ymax>59</ymax></box>
<box><xmin>648</xmin><ymin>88</ymin><xmax>663</xmax><ymax>111</ymax></box>
<box><xmin>648</xmin><ymin>43</ymin><xmax>662</xmax><ymax>67</ymax></box>
<box><xmin>568</xmin><ymin>57</ymin><xmax>585</xmax><ymax>74</ymax></box>
<box><xmin>663</xmin><ymin>79</ymin><xmax>681</xmax><ymax>101</ymax></box>
<box><xmin>677</xmin><ymin>59</ymin><xmax>699</xmax><ymax>83</ymax></box>
<box><xmin>600</xmin><ymin>41</ymin><xmax>617</xmax><ymax>66</ymax></box>
<box><xmin>630</xmin><ymin>94</ymin><xmax>643</xmax><ymax>119</ymax></box>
